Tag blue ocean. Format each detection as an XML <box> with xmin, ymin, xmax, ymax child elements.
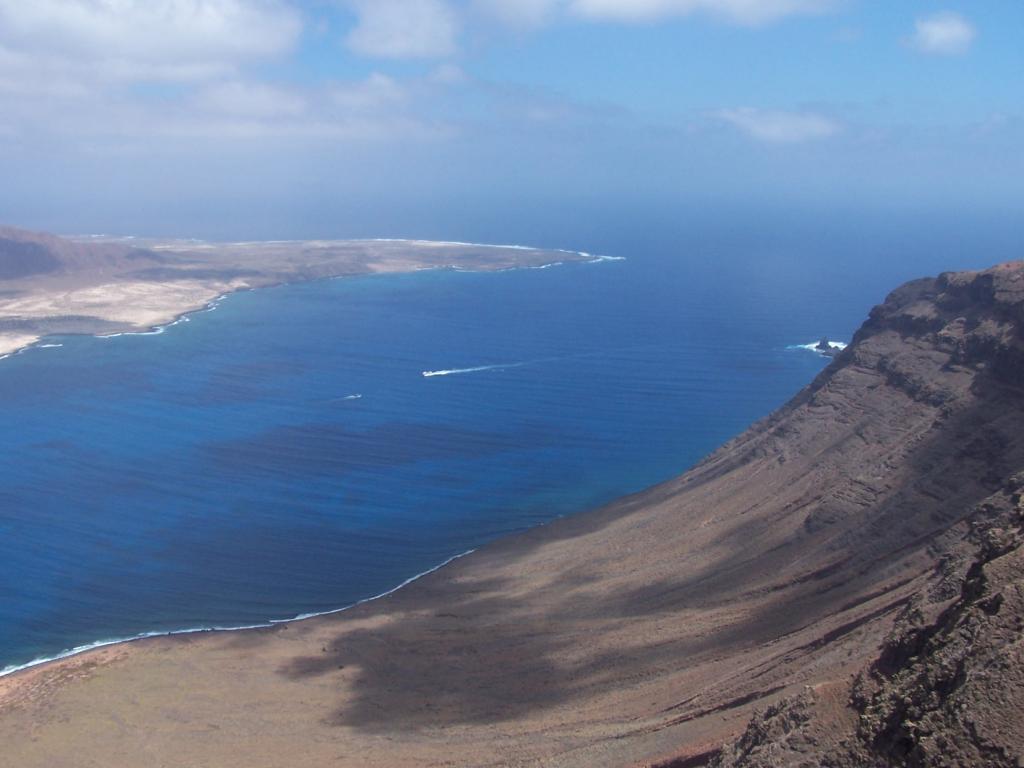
<box><xmin>0</xmin><ymin>213</ymin><xmax>1016</xmax><ymax>673</ymax></box>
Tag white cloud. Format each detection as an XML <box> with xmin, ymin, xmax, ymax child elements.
<box><xmin>910</xmin><ymin>12</ymin><xmax>975</xmax><ymax>56</ymax></box>
<box><xmin>338</xmin><ymin>0</ymin><xmax>840</xmax><ymax>66</ymax></box>
<box><xmin>716</xmin><ymin>107</ymin><xmax>840</xmax><ymax>143</ymax></box>
<box><xmin>0</xmin><ymin>0</ymin><xmax>309</xmax><ymax>147</ymax></box>
<box><xmin>0</xmin><ymin>0</ymin><xmax>856</xmax><ymax>153</ymax></box>
<box><xmin>345</xmin><ymin>0</ymin><xmax>459</xmax><ymax>59</ymax></box>
<box><xmin>0</xmin><ymin>0</ymin><xmax>302</xmax><ymax>81</ymax></box>
<box><xmin>0</xmin><ymin>64</ymin><xmax>457</xmax><ymax>144</ymax></box>
<box><xmin>567</xmin><ymin>0</ymin><xmax>831</xmax><ymax>26</ymax></box>
<box><xmin>430</xmin><ymin>0</ymin><xmax>832</xmax><ymax>36</ymax></box>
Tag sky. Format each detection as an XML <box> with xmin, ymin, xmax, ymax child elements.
<box><xmin>0</xmin><ymin>0</ymin><xmax>1021</xmax><ymax>239</ymax></box>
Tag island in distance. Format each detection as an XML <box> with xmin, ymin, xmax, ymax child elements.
<box><xmin>0</xmin><ymin>226</ymin><xmax>594</xmax><ymax>356</ymax></box>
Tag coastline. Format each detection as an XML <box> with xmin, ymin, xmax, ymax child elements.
<box><xmin>0</xmin><ymin>389</ymin><xmax>675</xmax><ymax>694</ymax></box>
<box><xmin>0</xmin><ymin>482</ymin><xmax>654</xmax><ymax>698</ymax></box>
<box><xmin>0</xmin><ymin>549</ymin><xmax>476</xmax><ymax>681</ymax></box>
<box><xmin>0</xmin><ymin>237</ymin><xmax>611</xmax><ymax>360</ymax></box>
<box><xmin>0</xmin><ymin>287</ymin><xmax>233</xmax><ymax>358</ymax></box>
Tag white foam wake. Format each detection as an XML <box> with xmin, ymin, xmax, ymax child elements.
<box><xmin>0</xmin><ymin>549</ymin><xmax>475</xmax><ymax>680</ymax></box>
<box><xmin>790</xmin><ymin>340</ymin><xmax>848</xmax><ymax>354</ymax></box>
<box><xmin>422</xmin><ymin>362</ymin><xmax>525</xmax><ymax>378</ymax></box>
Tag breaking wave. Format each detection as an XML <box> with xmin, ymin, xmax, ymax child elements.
<box><xmin>789</xmin><ymin>340</ymin><xmax>848</xmax><ymax>355</ymax></box>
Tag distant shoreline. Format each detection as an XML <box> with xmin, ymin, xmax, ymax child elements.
<box><xmin>0</xmin><ymin>233</ymin><xmax>614</xmax><ymax>359</ymax></box>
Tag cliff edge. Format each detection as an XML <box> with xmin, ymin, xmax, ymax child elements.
<box><xmin>708</xmin><ymin>262</ymin><xmax>1024</xmax><ymax>768</ymax></box>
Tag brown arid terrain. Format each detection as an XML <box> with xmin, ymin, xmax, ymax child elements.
<box><xmin>0</xmin><ymin>226</ymin><xmax>590</xmax><ymax>356</ymax></box>
<box><xmin>0</xmin><ymin>259</ymin><xmax>1022</xmax><ymax>767</ymax></box>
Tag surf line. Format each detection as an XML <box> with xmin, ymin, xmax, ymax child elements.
<box><xmin>0</xmin><ymin>549</ymin><xmax>475</xmax><ymax>680</ymax></box>
<box><xmin>95</xmin><ymin>294</ymin><xmax>229</xmax><ymax>340</ymax></box>
<box><xmin>788</xmin><ymin>340</ymin><xmax>848</xmax><ymax>355</ymax></box>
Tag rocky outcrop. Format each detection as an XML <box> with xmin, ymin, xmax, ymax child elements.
<box><xmin>847</xmin><ymin>480</ymin><xmax>1024</xmax><ymax>767</ymax></box>
<box><xmin>814</xmin><ymin>338</ymin><xmax>841</xmax><ymax>357</ymax></box>
<box><xmin>713</xmin><ymin>477</ymin><xmax>1024</xmax><ymax>768</ymax></box>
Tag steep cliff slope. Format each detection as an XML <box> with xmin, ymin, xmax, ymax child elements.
<box><xmin>0</xmin><ymin>262</ymin><xmax>1021</xmax><ymax>768</ymax></box>
<box><xmin>710</xmin><ymin>262</ymin><xmax>1024</xmax><ymax>768</ymax></box>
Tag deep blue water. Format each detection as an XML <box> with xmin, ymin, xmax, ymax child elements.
<box><xmin>0</xmin><ymin>218</ymin><xmax>1017</xmax><ymax>672</ymax></box>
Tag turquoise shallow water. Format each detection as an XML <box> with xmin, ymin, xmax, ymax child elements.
<box><xmin>0</xmin><ymin>217</ymin><xmax>1016</xmax><ymax>672</ymax></box>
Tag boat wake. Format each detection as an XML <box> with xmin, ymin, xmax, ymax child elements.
<box><xmin>422</xmin><ymin>362</ymin><xmax>527</xmax><ymax>378</ymax></box>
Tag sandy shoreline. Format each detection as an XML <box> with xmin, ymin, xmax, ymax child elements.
<box><xmin>0</xmin><ymin>280</ymin><xmax>241</xmax><ymax>356</ymax></box>
<box><xmin>0</xmin><ymin>332</ymin><xmax>46</xmax><ymax>357</ymax></box>
<box><xmin>0</xmin><ymin>548</ymin><xmax>477</xmax><ymax>681</ymax></box>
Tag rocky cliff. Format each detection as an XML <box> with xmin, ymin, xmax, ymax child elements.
<box><xmin>708</xmin><ymin>262</ymin><xmax>1024</xmax><ymax>768</ymax></box>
